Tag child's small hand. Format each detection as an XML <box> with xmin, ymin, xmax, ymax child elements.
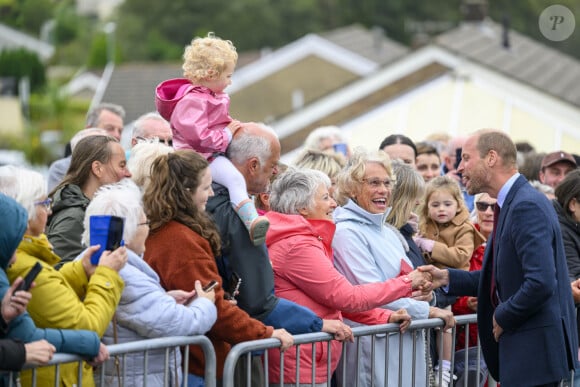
<box><xmin>414</xmin><ymin>236</ymin><xmax>434</xmax><ymax>252</ymax></box>
<box><xmin>466</xmin><ymin>296</ymin><xmax>478</xmax><ymax>311</ymax></box>
<box><xmin>228</xmin><ymin>120</ymin><xmax>242</xmax><ymax>137</ymax></box>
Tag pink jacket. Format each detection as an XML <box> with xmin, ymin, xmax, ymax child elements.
<box><xmin>265</xmin><ymin>211</ymin><xmax>414</xmax><ymax>384</ymax></box>
<box><xmin>155</xmin><ymin>78</ymin><xmax>232</xmax><ymax>159</ymax></box>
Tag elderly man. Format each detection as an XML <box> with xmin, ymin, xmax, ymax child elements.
<box><xmin>206</xmin><ymin>122</ymin><xmax>350</xmax><ymax>385</ymax></box>
<box><xmin>49</xmin><ymin>103</ymin><xmax>126</xmax><ymax>191</ymax></box>
<box><xmin>85</xmin><ymin>102</ymin><xmax>125</xmax><ymax>141</ymax></box>
<box><xmin>130</xmin><ymin>112</ymin><xmax>173</xmax><ymax>147</ymax></box>
<box><xmin>425</xmin><ymin>129</ymin><xmax>578</xmax><ymax>387</ymax></box>
<box><xmin>538</xmin><ymin>150</ymin><xmax>577</xmax><ymax>189</ymax></box>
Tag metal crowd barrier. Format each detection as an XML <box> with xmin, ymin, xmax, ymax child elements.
<box><xmin>223</xmin><ymin>314</ymin><xmax>486</xmax><ymax>387</ymax></box>
<box><xmin>8</xmin><ymin>315</ymin><xmax>576</xmax><ymax>386</ymax></box>
<box><xmin>8</xmin><ymin>335</ymin><xmax>216</xmax><ymax>387</ymax></box>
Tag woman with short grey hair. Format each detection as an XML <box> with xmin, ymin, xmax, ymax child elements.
<box><xmin>265</xmin><ymin>167</ymin><xmax>424</xmax><ymax>386</ymax></box>
<box><xmin>269</xmin><ymin>168</ymin><xmax>330</xmax><ymax>214</ymax></box>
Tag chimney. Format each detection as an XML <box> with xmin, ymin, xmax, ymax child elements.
<box><xmin>371</xmin><ymin>26</ymin><xmax>385</xmax><ymax>52</ymax></box>
<box><xmin>502</xmin><ymin>15</ymin><xmax>511</xmax><ymax>49</ymax></box>
<box><xmin>460</xmin><ymin>0</ymin><xmax>488</xmax><ymax>22</ymax></box>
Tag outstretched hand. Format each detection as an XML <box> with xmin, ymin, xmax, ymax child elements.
<box><xmin>407</xmin><ymin>269</ymin><xmax>432</xmax><ymax>291</ymax></box>
<box><xmin>418</xmin><ymin>265</ymin><xmax>449</xmax><ymax>289</ymax></box>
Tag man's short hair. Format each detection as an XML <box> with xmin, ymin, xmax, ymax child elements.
<box><xmin>86</xmin><ymin>102</ymin><xmax>125</xmax><ymax>127</ymax></box>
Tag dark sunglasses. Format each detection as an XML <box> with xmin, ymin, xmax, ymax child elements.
<box><xmin>476</xmin><ymin>202</ymin><xmax>496</xmax><ymax>212</ymax></box>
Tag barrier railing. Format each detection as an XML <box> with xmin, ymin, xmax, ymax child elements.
<box><xmin>10</xmin><ymin>314</ymin><xmax>575</xmax><ymax>386</ymax></box>
<box><xmin>8</xmin><ymin>335</ymin><xmax>216</xmax><ymax>387</ymax></box>
<box><xmin>223</xmin><ymin>314</ymin><xmax>484</xmax><ymax>387</ymax></box>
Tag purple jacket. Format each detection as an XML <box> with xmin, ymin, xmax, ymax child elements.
<box><xmin>155</xmin><ymin>78</ymin><xmax>232</xmax><ymax>159</ymax></box>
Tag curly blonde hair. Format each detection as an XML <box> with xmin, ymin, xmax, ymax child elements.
<box><xmin>182</xmin><ymin>32</ymin><xmax>238</xmax><ymax>82</ymax></box>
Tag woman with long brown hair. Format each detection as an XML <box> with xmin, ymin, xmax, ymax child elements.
<box><xmin>142</xmin><ymin>149</ymin><xmax>292</xmax><ymax>386</ymax></box>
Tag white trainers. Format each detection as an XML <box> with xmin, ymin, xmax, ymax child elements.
<box><xmin>436</xmin><ymin>368</ymin><xmax>457</xmax><ymax>387</ymax></box>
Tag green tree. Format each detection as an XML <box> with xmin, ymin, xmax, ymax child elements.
<box><xmin>53</xmin><ymin>1</ymin><xmax>80</xmax><ymax>44</ymax></box>
<box><xmin>0</xmin><ymin>49</ymin><xmax>46</xmax><ymax>91</ymax></box>
<box><xmin>17</xmin><ymin>0</ymin><xmax>52</xmax><ymax>34</ymax></box>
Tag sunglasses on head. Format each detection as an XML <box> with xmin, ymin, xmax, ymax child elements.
<box><xmin>476</xmin><ymin>202</ymin><xmax>496</xmax><ymax>212</ymax></box>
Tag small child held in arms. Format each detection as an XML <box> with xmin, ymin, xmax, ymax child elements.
<box><xmin>415</xmin><ymin>175</ymin><xmax>485</xmax><ymax>387</ymax></box>
<box><xmin>155</xmin><ymin>32</ymin><xmax>269</xmax><ymax>245</ymax></box>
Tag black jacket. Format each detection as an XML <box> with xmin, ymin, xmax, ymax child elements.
<box><xmin>206</xmin><ymin>183</ymin><xmax>322</xmax><ymax>334</ymax></box>
<box><xmin>0</xmin><ymin>339</ymin><xmax>25</xmax><ymax>371</ymax></box>
<box><xmin>553</xmin><ymin>199</ymin><xmax>580</xmax><ymax>279</ymax></box>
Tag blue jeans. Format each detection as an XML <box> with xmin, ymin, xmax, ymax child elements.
<box><xmin>187</xmin><ymin>373</ymin><xmax>205</xmax><ymax>387</ymax></box>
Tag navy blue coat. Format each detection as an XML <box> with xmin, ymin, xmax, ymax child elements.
<box><xmin>448</xmin><ymin>175</ymin><xmax>578</xmax><ymax>386</ymax></box>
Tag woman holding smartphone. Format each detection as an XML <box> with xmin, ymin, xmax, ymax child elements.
<box><xmin>0</xmin><ymin>193</ymin><xmax>106</xmax><ymax>384</ymax></box>
<box><xmin>84</xmin><ymin>179</ymin><xmax>218</xmax><ymax>386</ymax></box>
<box><xmin>0</xmin><ymin>165</ymin><xmax>127</xmax><ymax>387</ymax></box>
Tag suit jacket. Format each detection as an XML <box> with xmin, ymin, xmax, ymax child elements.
<box><xmin>447</xmin><ymin>175</ymin><xmax>578</xmax><ymax>386</ymax></box>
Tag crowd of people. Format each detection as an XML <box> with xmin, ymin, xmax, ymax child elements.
<box><xmin>1</xmin><ymin>32</ymin><xmax>579</xmax><ymax>387</ymax></box>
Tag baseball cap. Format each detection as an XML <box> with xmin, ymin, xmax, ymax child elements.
<box><xmin>541</xmin><ymin>151</ymin><xmax>577</xmax><ymax>169</ymax></box>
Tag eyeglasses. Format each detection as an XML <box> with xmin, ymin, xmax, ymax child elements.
<box><xmin>136</xmin><ymin>136</ymin><xmax>173</xmax><ymax>147</ymax></box>
<box><xmin>34</xmin><ymin>198</ymin><xmax>52</xmax><ymax>210</ymax></box>
<box><xmin>475</xmin><ymin>202</ymin><xmax>497</xmax><ymax>212</ymax></box>
<box><xmin>362</xmin><ymin>178</ymin><xmax>392</xmax><ymax>189</ymax></box>
<box><xmin>138</xmin><ymin>220</ymin><xmax>150</xmax><ymax>227</ymax></box>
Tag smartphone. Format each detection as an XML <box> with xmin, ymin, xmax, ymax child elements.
<box><xmin>202</xmin><ymin>280</ymin><xmax>218</xmax><ymax>292</ymax></box>
<box><xmin>332</xmin><ymin>143</ymin><xmax>348</xmax><ymax>157</ymax></box>
<box><xmin>227</xmin><ymin>272</ymin><xmax>242</xmax><ymax>297</ymax></box>
<box><xmin>89</xmin><ymin>215</ymin><xmax>125</xmax><ymax>264</ymax></box>
<box><xmin>15</xmin><ymin>262</ymin><xmax>43</xmax><ymax>292</ymax></box>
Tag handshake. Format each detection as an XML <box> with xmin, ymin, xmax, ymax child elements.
<box><xmin>406</xmin><ymin>265</ymin><xmax>450</xmax><ymax>294</ymax></box>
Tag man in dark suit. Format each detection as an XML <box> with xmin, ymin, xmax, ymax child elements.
<box><xmin>424</xmin><ymin>129</ymin><xmax>578</xmax><ymax>386</ymax></box>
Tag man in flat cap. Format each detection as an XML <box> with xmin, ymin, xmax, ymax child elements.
<box><xmin>539</xmin><ymin>151</ymin><xmax>577</xmax><ymax>189</ymax></box>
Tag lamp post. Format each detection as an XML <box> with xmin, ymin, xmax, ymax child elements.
<box><xmin>103</xmin><ymin>22</ymin><xmax>116</xmax><ymax>64</ymax></box>
<box><xmin>89</xmin><ymin>21</ymin><xmax>116</xmax><ymax>111</ymax></box>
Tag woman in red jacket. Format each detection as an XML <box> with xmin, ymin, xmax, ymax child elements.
<box><xmin>265</xmin><ymin>167</ymin><xmax>433</xmax><ymax>385</ymax></box>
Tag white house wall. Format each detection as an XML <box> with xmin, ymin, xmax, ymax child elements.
<box><xmin>342</xmin><ymin>73</ymin><xmax>580</xmax><ymax>154</ymax></box>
